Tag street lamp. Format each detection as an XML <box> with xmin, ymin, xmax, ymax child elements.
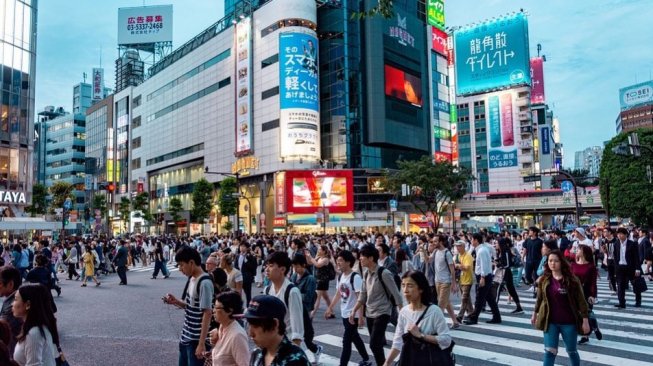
<box><xmin>450</xmin><ymin>200</ymin><xmax>455</xmax><ymax>234</ymax></box>
<box><xmin>320</xmin><ymin>192</ymin><xmax>327</xmax><ymax>235</ymax></box>
<box><xmin>205</xmin><ymin>166</ymin><xmax>241</xmax><ymax>235</ymax></box>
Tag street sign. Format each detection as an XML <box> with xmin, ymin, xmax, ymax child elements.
<box><xmin>523</xmin><ymin>175</ymin><xmax>541</xmax><ymax>183</ymax></box>
<box><xmin>389</xmin><ymin>199</ymin><xmax>398</xmax><ymax>212</ymax></box>
<box><xmin>64</xmin><ymin>198</ymin><xmax>72</xmax><ymax>210</ymax></box>
<box><xmin>561</xmin><ymin>180</ymin><xmax>573</xmax><ymax>193</ymax></box>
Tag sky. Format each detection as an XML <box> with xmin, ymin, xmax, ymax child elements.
<box><xmin>34</xmin><ymin>0</ymin><xmax>653</xmax><ymax>167</ymax></box>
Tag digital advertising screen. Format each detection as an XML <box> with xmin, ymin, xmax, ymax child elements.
<box><xmin>454</xmin><ymin>12</ymin><xmax>531</xmax><ymax>96</ymax></box>
<box><xmin>284</xmin><ymin>170</ymin><xmax>354</xmax><ymax>214</ymax></box>
<box><xmin>384</xmin><ymin>65</ymin><xmax>423</xmax><ymax>107</ymax></box>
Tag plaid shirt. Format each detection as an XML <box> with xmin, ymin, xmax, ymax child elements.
<box><xmin>249</xmin><ymin>336</ymin><xmax>310</xmax><ymax>366</ymax></box>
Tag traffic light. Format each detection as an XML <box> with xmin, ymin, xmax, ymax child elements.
<box><xmin>63</xmin><ymin>209</ymin><xmax>70</xmax><ymax>226</ymax></box>
<box><xmin>107</xmin><ymin>183</ymin><xmax>115</xmax><ymax>192</ymax></box>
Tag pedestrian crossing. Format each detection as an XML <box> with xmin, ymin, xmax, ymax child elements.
<box><xmin>127</xmin><ymin>263</ymin><xmax>179</xmax><ymax>273</ymax></box>
<box><xmin>307</xmin><ymin>277</ymin><xmax>653</xmax><ymax>366</ymax></box>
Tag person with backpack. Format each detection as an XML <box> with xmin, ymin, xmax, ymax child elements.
<box><xmin>325</xmin><ymin>250</ymin><xmax>372</xmax><ymax>366</ymax></box>
<box><xmin>262</xmin><ymin>251</ymin><xmax>307</xmax><ymax>354</ymax></box>
<box><xmin>433</xmin><ymin>234</ymin><xmax>460</xmax><ymax>329</ymax></box>
<box><xmin>350</xmin><ymin>244</ymin><xmax>403</xmax><ymax>366</ymax></box>
<box><xmin>290</xmin><ymin>254</ymin><xmax>322</xmax><ymax>363</ymax></box>
<box><xmin>163</xmin><ymin>246</ymin><xmax>214</xmax><ymax>366</ymax></box>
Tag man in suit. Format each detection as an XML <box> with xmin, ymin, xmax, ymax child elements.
<box><xmin>554</xmin><ymin>230</ymin><xmax>571</xmax><ymax>253</ymax></box>
<box><xmin>638</xmin><ymin>228</ymin><xmax>651</xmax><ymax>268</ymax></box>
<box><xmin>613</xmin><ymin>227</ymin><xmax>642</xmax><ymax>308</ymax></box>
<box><xmin>113</xmin><ymin>240</ymin><xmax>129</xmax><ymax>285</ymax></box>
<box><xmin>236</xmin><ymin>239</ymin><xmax>258</xmax><ymax>304</ymax></box>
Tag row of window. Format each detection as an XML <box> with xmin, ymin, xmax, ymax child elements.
<box><xmin>146</xmin><ymin>49</ymin><xmax>231</xmax><ymax>102</ymax></box>
<box><xmin>260</xmin><ymin>18</ymin><xmax>316</xmax><ymax>38</ymax></box>
<box><xmin>146</xmin><ymin>77</ymin><xmax>231</xmax><ymax>123</ymax></box>
<box><xmin>46</xmin><ymin>158</ymin><xmax>85</xmax><ymax>168</ymax></box>
<box><xmin>146</xmin><ymin>143</ymin><xmax>204</xmax><ymax>166</ymax></box>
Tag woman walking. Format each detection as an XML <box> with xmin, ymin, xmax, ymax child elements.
<box><xmin>81</xmin><ymin>245</ymin><xmax>100</xmax><ymax>287</ymax></box>
<box><xmin>383</xmin><ymin>270</ymin><xmax>452</xmax><ymax>366</ymax></box>
<box><xmin>572</xmin><ymin>245</ymin><xmax>601</xmax><ymax>345</ymax></box>
<box><xmin>307</xmin><ymin>245</ymin><xmax>335</xmax><ymax>318</ymax></box>
<box><xmin>493</xmin><ymin>237</ymin><xmax>523</xmax><ymax>314</ymax></box>
<box><xmin>12</xmin><ymin>283</ymin><xmax>60</xmax><ymax>366</ymax></box>
<box><xmin>220</xmin><ymin>253</ymin><xmax>243</xmax><ymax>295</ymax></box>
<box><xmin>531</xmin><ymin>250</ymin><xmax>590</xmax><ymax>366</ymax></box>
<box><xmin>151</xmin><ymin>241</ymin><xmax>169</xmax><ymax>279</ymax></box>
<box><xmin>209</xmin><ymin>291</ymin><xmax>250</xmax><ymax>366</ymax></box>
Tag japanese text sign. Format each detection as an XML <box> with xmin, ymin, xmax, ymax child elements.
<box><xmin>530</xmin><ymin>57</ymin><xmax>545</xmax><ymax>104</ymax></box>
<box><xmin>117</xmin><ymin>5</ymin><xmax>172</xmax><ymax>45</ymax></box>
<box><xmin>619</xmin><ymin>81</ymin><xmax>653</xmax><ymax>110</ymax></box>
<box><xmin>454</xmin><ymin>13</ymin><xmax>531</xmax><ymax>96</ymax></box>
<box><xmin>427</xmin><ymin>0</ymin><xmax>445</xmax><ymax>31</ymax></box>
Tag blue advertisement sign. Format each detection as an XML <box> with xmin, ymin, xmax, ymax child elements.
<box><xmin>434</xmin><ymin>98</ymin><xmax>449</xmax><ymax>113</ymax></box>
<box><xmin>279</xmin><ymin>33</ymin><xmax>319</xmax><ymax>111</ymax></box>
<box><xmin>541</xmin><ymin>126</ymin><xmax>550</xmax><ymax>155</ymax></box>
<box><xmin>454</xmin><ymin>13</ymin><xmax>531</xmax><ymax>96</ymax></box>
<box><xmin>488</xmin><ymin>149</ymin><xmax>518</xmax><ymax>169</ymax></box>
<box><xmin>619</xmin><ymin>81</ymin><xmax>653</xmax><ymax>111</ymax></box>
<box><xmin>488</xmin><ymin>96</ymin><xmax>502</xmax><ymax>148</ymax></box>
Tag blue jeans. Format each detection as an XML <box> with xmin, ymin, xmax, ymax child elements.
<box><xmin>543</xmin><ymin>323</ymin><xmax>580</xmax><ymax>366</ymax></box>
<box><xmin>178</xmin><ymin>341</ymin><xmax>204</xmax><ymax>366</ymax></box>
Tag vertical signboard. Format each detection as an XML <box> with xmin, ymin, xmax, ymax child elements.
<box><xmin>92</xmin><ymin>68</ymin><xmax>104</xmax><ymax>100</ymax></box>
<box><xmin>454</xmin><ymin>13</ymin><xmax>531</xmax><ymax>96</ymax></box>
<box><xmin>431</xmin><ymin>27</ymin><xmax>448</xmax><ymax>56</ymax></box>
<box><xmin>279</xmin><ymin>32</ymin><xmax>320</xmax><ymax>160</ymax></box>
<box><xmin>235</xmin><ymin>18</ymin><xmax>252</xmax><ymax>155</ymax></box>
<box><xmin>541</xmin><ymin>126</ymin><xmax>550</xmax><ymax>155</ymax></box>
<box><xmin>487</xmin><ymin>92</ymin><xmax>518</xmax><ymax>169</ymax></box>
<box><xmin>426</xmin><ymin>0</ymin><xmax>445</xmax><ymax>31</ymax></box>
<box><xmin>450</xmin><ymin>104</ymin><xmax>458</xmax><ymax>163</ymax></box>
<box><xmin>275</xmin><ymin>172</ymin><xmax>286</xmax><ymax>214</ymax></box>
<box><xmin>530</xmin><ymin>57</ymin><xmax>545</xmax><ymax>104</ymax></box>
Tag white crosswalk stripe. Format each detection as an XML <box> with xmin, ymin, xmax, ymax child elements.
<box><xmin>310</xmin><ymin>276</ymin><xmax>653</xmax><ymax>366</ymax></box>
<box><xmin>128</xmin><ymin>264</ymin><xmax>179</xmax><ymax>273</ymax></box>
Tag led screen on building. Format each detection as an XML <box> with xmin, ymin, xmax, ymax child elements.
<box><xmin>117</xmin><ymin>5</ymin><xmax>173</xmax><ymax>45</ymax></box>
<box><xmin>284</xmin><ymin>170</ymin><xmax>353</xmax><ymax>214</ymax></box>
<box><xmin>487</xmin><ymin>93</ymin><xmax>518</xmax><ymax>169</ymax></box>
<box><xmin>279</xmin><ymin>32</ymin><xmax>320</xmax><ymax>160</ymax></box>
<box><xmin>426</xmin><ymin>0</ymin><xmax>445</xmax><ymax>31</ymax></box>
<box><xmin>384</xmin><ymin>65</ymin><xmax>423</xmax><ymax>107</ymax></box>
<box><xmin>432</xmin><ymin>27</ymin><xmax>448</xmax><ymax>56</ymax></box>
<box><xmin>530</xmin><ymin>57</ymin><xmax>546</xmax><ymax>104</ymax></box>
<box><xmin>454</xmin><ymin>13</ymin><xmax>531</xmax><ymax>96</ymax></box>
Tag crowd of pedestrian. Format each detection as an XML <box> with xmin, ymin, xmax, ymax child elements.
<box><xmin>0</xmin><ymin>223</ymin><xmax>649</xmax><ymax>365</ymax></box>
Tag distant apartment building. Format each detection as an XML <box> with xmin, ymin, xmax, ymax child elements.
<box><xmin>574</xmin><ymin>146</ymin><xmax>603</xmax><ymax>177</ymax></box>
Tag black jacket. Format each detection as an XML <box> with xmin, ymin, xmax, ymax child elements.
<box><xmin>235</xmin><ymin>252</ymin><xmax>258</xmax><ymax>278</ymax></box>
<box><xmin>613</xmin><ymin>239</ymin><xmax>640</xmax><ymax>277</ymax></box>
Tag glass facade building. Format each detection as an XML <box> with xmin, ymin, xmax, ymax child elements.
<box><xmin>0</xmin><ymin>0</ymin><xmax>37</xmax><ymax>212</ymax></box>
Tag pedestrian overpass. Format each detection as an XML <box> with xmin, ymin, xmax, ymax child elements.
<box><xmin>458</xmin><ymin>192</ymin><xmax>604</xmax><ymax>216</ymax></box>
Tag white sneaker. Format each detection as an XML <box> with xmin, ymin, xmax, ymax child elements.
<box><xmin>313</xmin><ymin>345</ymin><xmax>322</xmax><ymax>365</ymax></box>
<box><xmin>526</xmin><ymin>286</ymin><xmax>534</xmax><ymax>292</ymax></box>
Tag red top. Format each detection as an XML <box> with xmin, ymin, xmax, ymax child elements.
<box><xmin>571</xmin><ymin>262</ymin><xmax>598</xmax><ymax>299</ymax></box>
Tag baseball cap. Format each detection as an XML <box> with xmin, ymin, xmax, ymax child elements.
<box><xmin>454</xmin><ymin>240</ymin><xmax>466</xmax><ymax>246</ymax></box>
<box><xmin>244</xmin><ymin>295</ymin><xmax>286</xmax><ymax>322</ymax></box>
<box><xmin>575</xmin><ymin>227</ymin><xmax>586</xmax><ymax>237</ymax></box>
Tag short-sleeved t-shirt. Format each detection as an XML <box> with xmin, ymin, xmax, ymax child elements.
<box><xmin>226</xmin><ymin>268</ymin><xmax>243</xmax><ymax>290</ymax></box>
<box><xmin>457</xmin><ymin>252</ymin><xmax>474</xmax><ymax>286</ymax></box>
<box><xmin>434</xmin><ymin>250</ymin><xmax>453</xmax><ymax>284</ymax></box>
<box><xmin>547</xmin><ymin>277</ymin><xmax>575</xmax><ymax>325</ymax></box>
<box><xmin>180</xmin><ymin>274</ymin><xmax>214</xmax><ymax>345</ymax></box>
<box><xmin>338</xmin><ymin>272</ymin><xmax>362</xmax><ymax>318</ymax></box>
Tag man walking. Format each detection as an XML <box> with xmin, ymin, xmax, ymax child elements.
<box><xmin>114</xmin><ymin>240</ymin><xmax>129</xmax><ymax>285</ymax></box>
<box><xmin>454</xmin><ymin>240</ymin><xmax>474</xmax><ymax>323</ymax></box>
<box><xmin>433</xmin><ymin>234</ymin><xmax>460</xmax><ymax>328</ymax></box>
<box><xmin>464</xmin><ymin>233</ymin><xmax>502</xmax><ymax>325</ymax></box>
<box><xmin>614</xmin><ymin>227</ymin><xmax>642</xmax><ymax>308</ymax></box>
<box><xmin>523</xmin><ymin>227</ymin><xmax>543</xmax><ymax>293</ymax></box>
<box><xmin>236</xmin><ymin>241</ymin><xmax>258</xmax><ymax>304</ymax></box>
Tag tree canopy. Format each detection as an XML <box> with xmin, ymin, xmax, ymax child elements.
<box><xmin>600</xmin><ymin>128</ymin><xmax>653</xmax><ymax>227</ymax></box>
<box><xmin>26</xmin><ymin>183</ymin><xmax>48</xmax><ymax>217</ymax></box>
<box><xmin>49</xmin><ymin>181</ymin><xmax>74</xmax><ymax>213</ymax></box>
<box><xmin>191</xmin><ymin>178</ymin><xmax>214</xmax><ymax>224</ymax></box>
<box><xmin>550</xmin><ymin>168</ymin><xmax>599</xmax><ymax>188</ymax></box>
<box><xmin>353</xmin><ymin>0</ymin><xmax>394</xmax><ymax>19</ymax></box>
<box><xmin>169</xmin><ymin>197</ymin><xmax>184</xmax><ymax>226</ymax></box>
<box><xmin>386</xmin><ymin>156</ymin><xmax>473</xmax><ymax>231</ymax></box>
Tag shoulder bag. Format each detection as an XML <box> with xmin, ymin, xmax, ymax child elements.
<box><xmin>398</xmin><ymin>305</ymin><xmax>456</xmax><ymax>366</ymax></box>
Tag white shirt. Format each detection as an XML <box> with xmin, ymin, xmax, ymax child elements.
<box><xmin>475</xmin><ymin>243</ymin><xmax>493</xmax><ymax>276</ymax></box>
<box><xmin>619</xmin><ymin>240</ymin><xmax>627</xmax><ymax>265</ymax></box>
<box><xmin>337</xmin><ymin>271</ymin><xmax>362</xmax><ymax>318</ymax></box>
<box><xmin>266</xmin><ymin>278</ymin><xmax>304</xmax><ymax>342</ymax></box>
<box><xmin>391</xmin><ymin>304</ymin><xmax>452</xmax><ymax>351</ymax></box>
<box><xmin>13</xmin><ymin>326</ymin><xmax>57</xmax><ymax>366</ymax></box>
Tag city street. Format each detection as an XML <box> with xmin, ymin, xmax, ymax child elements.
<box><xmin>52</xmin><ymin>263</ymin><xmax>653</xmax><ymax>366</ymax></box>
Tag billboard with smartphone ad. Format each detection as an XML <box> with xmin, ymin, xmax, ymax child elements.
<box><xmin>284</xmin><ymin>170</ymin><xmax>354</xmax><ymax>214</ymax></box>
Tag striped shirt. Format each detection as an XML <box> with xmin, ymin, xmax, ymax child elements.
<box><xmin>180</xmin><ymin>274</ymin><xmax>214</xmax><ymax>345</ymax></box>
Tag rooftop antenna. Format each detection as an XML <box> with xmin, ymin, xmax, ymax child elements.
<box><xmin>82</xmin><ymin>72</ymin><xmax>87</xmax><ymax>83</ymax></box>
<box><xmin>99</xmin><ymin>45</ymin><xmax>103</xmax><ymax>69</ymax></box>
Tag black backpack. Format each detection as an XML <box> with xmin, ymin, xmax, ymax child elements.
<box><xmin>337</xmin><ymin>271</ymin><xmax>360</xmax><ymax>290</ymax></box>
<box><xmin>264</xmin><ymin>283</ymin><xmax>313</xmax><ymax>336</ymax></box>
<box><xmin>181</xmin><ymin>274</ymin><xmax>213</xmax><ymax>302</ymax></box>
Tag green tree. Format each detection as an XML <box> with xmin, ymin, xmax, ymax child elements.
<box><xmin>191</xmin><ymin>178</ymin><xmax>214</xmax><ymax>225</ymax></box>
<box><xmin>169</xmin><ymin>197</ymin><xmax>184</xmax><ymax>228</ymax></box>
<box><xmin>600</xmin><ymin>129</ymin><xmax>653</xmax><ymax>227</ymax></box>
<box><xmin>92</xmin><ymin>194</ymin><xmax>107</xmax><ymax>217</ymax></box>
<box><xmin>26</xmin><ymin>183</ymin><xmax>48</xmax><ymax>217</ymax></box>
<box><xmin>353</xmin><ymin>0</ymin><xmax>394</xmax><ymax>19</ymax></box>
<box><xmin>218</xmin><ymin>177</ymin><xmax>238</xmax><ymax>231</ymax></box>
<box><xmin>386</xmin><ymin>156</ymin><xmax>473</xmax><ymax>232</ymax></box>
<box><xmin>49</xmin><ymin>181</ymin><xmax>74</xmax><ymax>214</ymax></box>
<box><xmin>119</xmin><ymin>197</ymin><xmax>131</xmax><ymax>233</ymax></box>
<box><xmin>131</xmin><ymin>192</ymin><xmax>153</xmax><ymax>231</ymax></box>
<box><xmin>551</xmin><ymin>168</ymin><xmax>599</xmax><ymax>188</ymax></box>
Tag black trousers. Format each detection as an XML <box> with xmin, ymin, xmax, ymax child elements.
<box><xmin>242</xmin><ymin>274</ymin><xmax>254</xmax><ymax>305</ymax></box>
<box><xmin>67</xmin><ymin>263</ymin><xmax>79</xmax><ymax>279</ymax></box>
<box><xmin>496</xmin><ymin>269</ymin><xmax>521</xmax><ymax>307</ymax></box>
<box><xmin>606</xmin><ymin>259</ymin><xmax>617</xmax><ymax>291</ymax></box>
<box><xmin>302</xmin><ymin>309</ymin><xmax>318</xmax><ymax>353</ymax></box>
<box><xmin>471</xmin><ymin>274</ymin><xmax>501</xmax><ymax>321</ymax></box>
<box><xmin>366</xmin><ymin>314</ymin><xmax>390</xmax><ymax>366</ymax></box>
<box><xmin>117</xmin><ymin>265</ymin><xmax>128</xmax><ymax>284</ymax></box>
<box><xmin>616</xmin><ymin>265</ymin><xmax>641</xmax><ymax>307</ymax></box>
<box><xmin>340</xmin><ymin>318</ymin><xmax>369</xmax><ymax>366</ymax></box>
<box><xmin>523</xmin><ymin>261</ymin><xmax>539</xmax><ymax>285</ymax></box>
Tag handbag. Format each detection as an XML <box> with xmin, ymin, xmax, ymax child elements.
<box><xmin>633</xmin><ymin>276</ymin><xmax>648</xmax><ymax>293</ymax></box>
<box><xmin>56</xmin><ymin>353</ymin><xmax>70</xmax><ymax>366</ymax></box>
<box><xmin>398</xmin><ymin>305</ymin><xmax>456</xmax><ymax>366</ymax></box>
<box><xmin>493</xmin><ymin>268</ymin><xmax>506</xmax><ymax>284</ymax></box>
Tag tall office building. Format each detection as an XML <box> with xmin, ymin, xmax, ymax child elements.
<box><xmin>574</xmin><ymin>146</ymin><xmax>603</xmax><ymax>177</ymax></box>
<box><xmin>0</xmin><ymin>0</ymin><xmax>38</xmax><ymax>216</ymax></box>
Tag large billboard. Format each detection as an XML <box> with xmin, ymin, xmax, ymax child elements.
<box><xmin>284</xmin><ymin>170</ymin><xmax>354</xmax><ymax>214</ymax></box>
<box><xmin>385</xmin><ymin>65</ymin><xmax>423</xmax><ymax>107</ymax></box>
<box><xmin>117</xmin><ymin>5</ymin><xmax>173</xmax><ymax>45</ymax></box>
<box><xmin>235</xmin><ymin>18</ymin><xmax>252</xmax><ymax>155</ymax></box>
<box><xmin>530</xmin><ymin>57</ymin><xmax>545</xmax><ymax>104</ymax></box>
<box><xmin>427</xmin><ymin>0</ymin><xmax>445</xmax><ymax>31</ymax></box>
<box><xmin>279</xmin><ymin>32</ymin><xmax>320</xmax><ymax>160</ymax></box>
<box><xmin>619</xmin><ymin>81</ymin><xmax>653</xmax><ymax>110</ymax></box>
<box><xmin>92</xmin><ymin>68</ymin><xmax>104</xmax><ymax>100</ymax></box>
<box><xmin>432</xmin><ymin>27</ymin><xmax>448</xmax><ymax>56</ymax></box>
<box><xmin>454</xmin><ymin>13</ymin><xmax>531</xmax><ymax>96</ymax></box>
<box><xmin>487</xmin><ymin>93</ymin><xmax>518</xmax><ymax>169</ymax></box>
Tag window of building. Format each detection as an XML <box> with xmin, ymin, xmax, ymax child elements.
<box><xmin>132</xmin><ymin>116</ymin><xmax>141</xmax><ymax>128</ymax></box>
<box><xmin>261</xmin><ymin>86</ymin><xmax>279</xmax><ymax>100</ymax></box>
<box><xmin>131</xmin><ymin>158</ymin><xmax>141</xmax><ymax>169</ymax></box>
<box><xmin>261</xmin><ymin>18</ymin><xmax>317</xmax><ymax>38</ymax></box>
<box><xmin>261</xmin><ymin>54</ymin><xmax>279</xmax><ymax>69</ymax></box>
<box><xmin>132</xmin><ymin>136</ymin><xmax>141</xmax><ymax>149</ymax></box>
<box><xmin>262</xmin><ymin>119</ymin><xmax>279</xmax><ymax>131</ymax></box>
<box><xmin>133</xmin><ymin>95</ymin><xmax>142</xmax><ymax>107</ymax></box>
<box><xmin>146</xmin><ymin>143</ymin><xmax>204</xmax><ymax>166</ymax></box>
